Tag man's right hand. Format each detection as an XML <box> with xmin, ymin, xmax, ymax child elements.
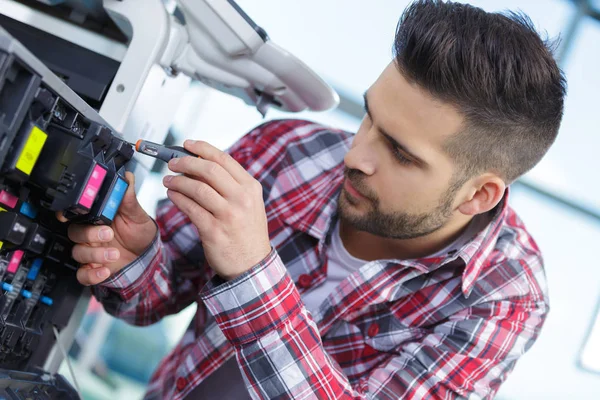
<box><xmin>65</xmin><ymin>172</ymin><xmax>157</xmax><ymax>286</ymax></box>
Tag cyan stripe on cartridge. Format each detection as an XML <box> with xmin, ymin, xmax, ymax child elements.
<box><xmin>20</xmin><ymin>202</ymin><xmax>38</xmax><ymax>219</ymax></box>
<box><xmin>101</xmin><ymin>178</ymin><xmax>128</xmax><ymax>221</ymax></box>
<box><xmin>2</xmin><ymin>283</ymin><xmax>13</xmax><ymax>292</ymax></box>
<box><xmin>27</xmin><ymin>258</ymin><xmax>43</xmax><ymax>281</ymax></box>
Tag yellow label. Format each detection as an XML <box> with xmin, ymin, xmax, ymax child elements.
<box><xmin>0</xmin><ymin>207</ymin><xmax>5</xmax><ymax>212</ymax></box>
<box><xmin>16</xmin><ymin>126</ymin><xmax>48</xmax><ymax>175</ymax></box>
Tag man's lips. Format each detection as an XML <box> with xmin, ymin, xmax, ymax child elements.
<box><xmin>343</xmin><ymin>178</ymin><xmax>367</xmax><ymax>200</ymax></box>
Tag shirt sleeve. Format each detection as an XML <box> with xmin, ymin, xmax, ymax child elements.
<box><xmin>91</xmin><ymin>206</ymin><xmax>212</xmax><ymax>326</ymax></box>
<box><xmin>200</xmin><ymin>252</ymin><xmax>548</xmax><ymax>399</ymax></box>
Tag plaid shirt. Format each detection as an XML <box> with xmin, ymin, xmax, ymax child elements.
<box><xmin>93</xmin><ymin>119</ymin><xmax>549</xmax><ymax>400</ymax></box>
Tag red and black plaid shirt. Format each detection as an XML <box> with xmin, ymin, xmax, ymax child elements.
<box><xmin>93</xmin><ymin>119</ymin><xmax>549</xmax><ymax>399</ymax></box>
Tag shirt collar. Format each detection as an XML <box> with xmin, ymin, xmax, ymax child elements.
<box><xmin>444</xmin><ymin>189</ymin><xmax>509</xmax><ymax>297</ymax></box>
<box><xmin>280</xmin><ymin>166</ymin><xmax>510</xmax><ymax>298</ymax></box>
<box><xmin>408</xmin><ymin>194</ymin><xmax>509</xmax><ymax>298</ymax></box>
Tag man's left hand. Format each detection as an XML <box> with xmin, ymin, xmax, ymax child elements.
<box><xmin>163</xmin><ymin>140</ymin><xmax>271</xmax><ymax>280</ymax></box>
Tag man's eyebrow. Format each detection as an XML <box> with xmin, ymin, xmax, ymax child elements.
<box><xmin>363</xmin><ymin>92</ymin><xmax>428</xmax><ymax>167</ymax></box>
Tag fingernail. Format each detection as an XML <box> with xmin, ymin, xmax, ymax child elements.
<box><xmin>185</xmin><ymin>140</ymin><xmax>196</xmax><ymax>146</ymax></box>
<box><xmin>97</xmin><ymin>269</ymin><xmax>110</xmax><ymax>279</ymax></box>
<box><xmin>99</xmin><ymin>228</ymin><xmax>112</xmax><ymax>241</ymax></box>
<box><xmin>169</xmin><ymin>158</ymin><xmax>179</xmax><ymax>166</ymax></box>
<box><xmin>163</xmin><ymin>175</ymin><xmax>173</xmax><ymax>184</ymax></box>
<box><xmin>105</xmin><ymin>250</ymin><xmax>119</xmax><ymax>261</ymax></box>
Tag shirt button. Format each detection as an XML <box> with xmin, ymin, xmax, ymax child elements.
<box><xmin>176</xmin><ymin>377</ymin><xmax>187</xmax><ymax>391</ymax></box>
<box><xmin>297</xmin><ymin>274</ymin><xmax>313</xmax><ymax>288</ymax></box>
<box><xmin>367</xmin><ymin>323</ymin><xmax>380</xmax><ymax>338</ymax></box>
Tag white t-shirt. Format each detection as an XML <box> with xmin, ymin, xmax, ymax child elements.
<box><xmin>300</xmin><ymin>219</ymin><xmax>367</xmax><ymax>314</ymax></box>
<box><xmin>186</xmin><ymin>215</ymin><xmax>487</xmax><ymax>399</ymax></box>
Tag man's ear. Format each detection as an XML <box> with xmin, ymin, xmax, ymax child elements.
<box><xmin>458</xmin><ymin>174</ymin><xmax>506</xmax><ymax>216</ymax></box>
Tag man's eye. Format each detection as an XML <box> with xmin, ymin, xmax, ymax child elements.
<box><xmin>390</xmin><ymin>144</ymin><xmax>411</xmax><ymax>165</ymax></box>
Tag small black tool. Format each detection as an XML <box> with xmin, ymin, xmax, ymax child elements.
<box><xmin>130</xmin><ymin>139</ymin><xmax>197</xmax><ymax>162</ymax></box>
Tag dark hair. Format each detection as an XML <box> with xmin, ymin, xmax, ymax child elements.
<box><xmin>393</xmin><ymin>0</ymin><xmax>566</xmax><ymax>183</ymax></box>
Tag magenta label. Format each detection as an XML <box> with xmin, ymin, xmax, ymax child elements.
<box><xmin>7</xmin><ymin>250</ymin><xmax>24</xmax><ymax>274</ymax></box>
<box><xmin>78</xmin><ymin>165</ymin><xmax>107</xmax><ymax>209</ymax></box>
<box><xmin>0</xmin><ymin>190</ymin><xmax>18</xmax><ymax>209</ymax></box>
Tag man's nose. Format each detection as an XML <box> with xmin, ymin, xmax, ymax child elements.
<box><xmin>344</xmin><ymin>132</ymin><xmax>377</xmax><ymax>176</ymax></box>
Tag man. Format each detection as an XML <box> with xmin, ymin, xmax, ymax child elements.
<box><xmin>68</xmin><ymin>0</ymin><xmax>565</xmax><ymax>398</ymax></box>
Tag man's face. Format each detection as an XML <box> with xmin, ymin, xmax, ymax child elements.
<box><xmin>339</xmin><ymin>62</ymin><xmax>466</xmax><ymax>240</ymax></box>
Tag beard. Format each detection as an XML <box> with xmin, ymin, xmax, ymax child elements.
<box><xmin>337</xmin><ymin>168</ymin><xmax>462</xmax><ymax>240</ymax></box>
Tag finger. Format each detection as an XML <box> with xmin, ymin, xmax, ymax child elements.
<box><xmin>163</xmin><ymin>174</ymin><xmax>227</xmax><ymax>215</ymax></box>
<box><xmin>117</xmin><ymin>172</ymin><xmax>152</xmax><ymax>224</ymax></box>
<box><xmin>183</xmin><ymin>140</ymin><xmax>249</xmax><ymax>183</ymax></box>
<box><xmin>167</xmin><ymin>189</ymin><xmax>214</xmax><ymax>236</ymax></box>
<box><xmin>72</xmin><ymin>245</ymin><xmax>120</xmax><ymax>265</ymax></box>
<box><xmin>56</xmin><ymin>211</ymin><xmax>68</xmax><ymax>223</ymax></box>
<box><xmin>167</xmin><ymin>156</ymin><xmax>238</xmax><ymax>198</ymax></box>
<box><xmin>68</xmin><ymin>224</ymin><xmax>114</xmax><ymax>244</ymax></box>
<box><xmin>77</xmin><ymin>265</ymin><xmax>111</xmax><ymax>286</ymax></box>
